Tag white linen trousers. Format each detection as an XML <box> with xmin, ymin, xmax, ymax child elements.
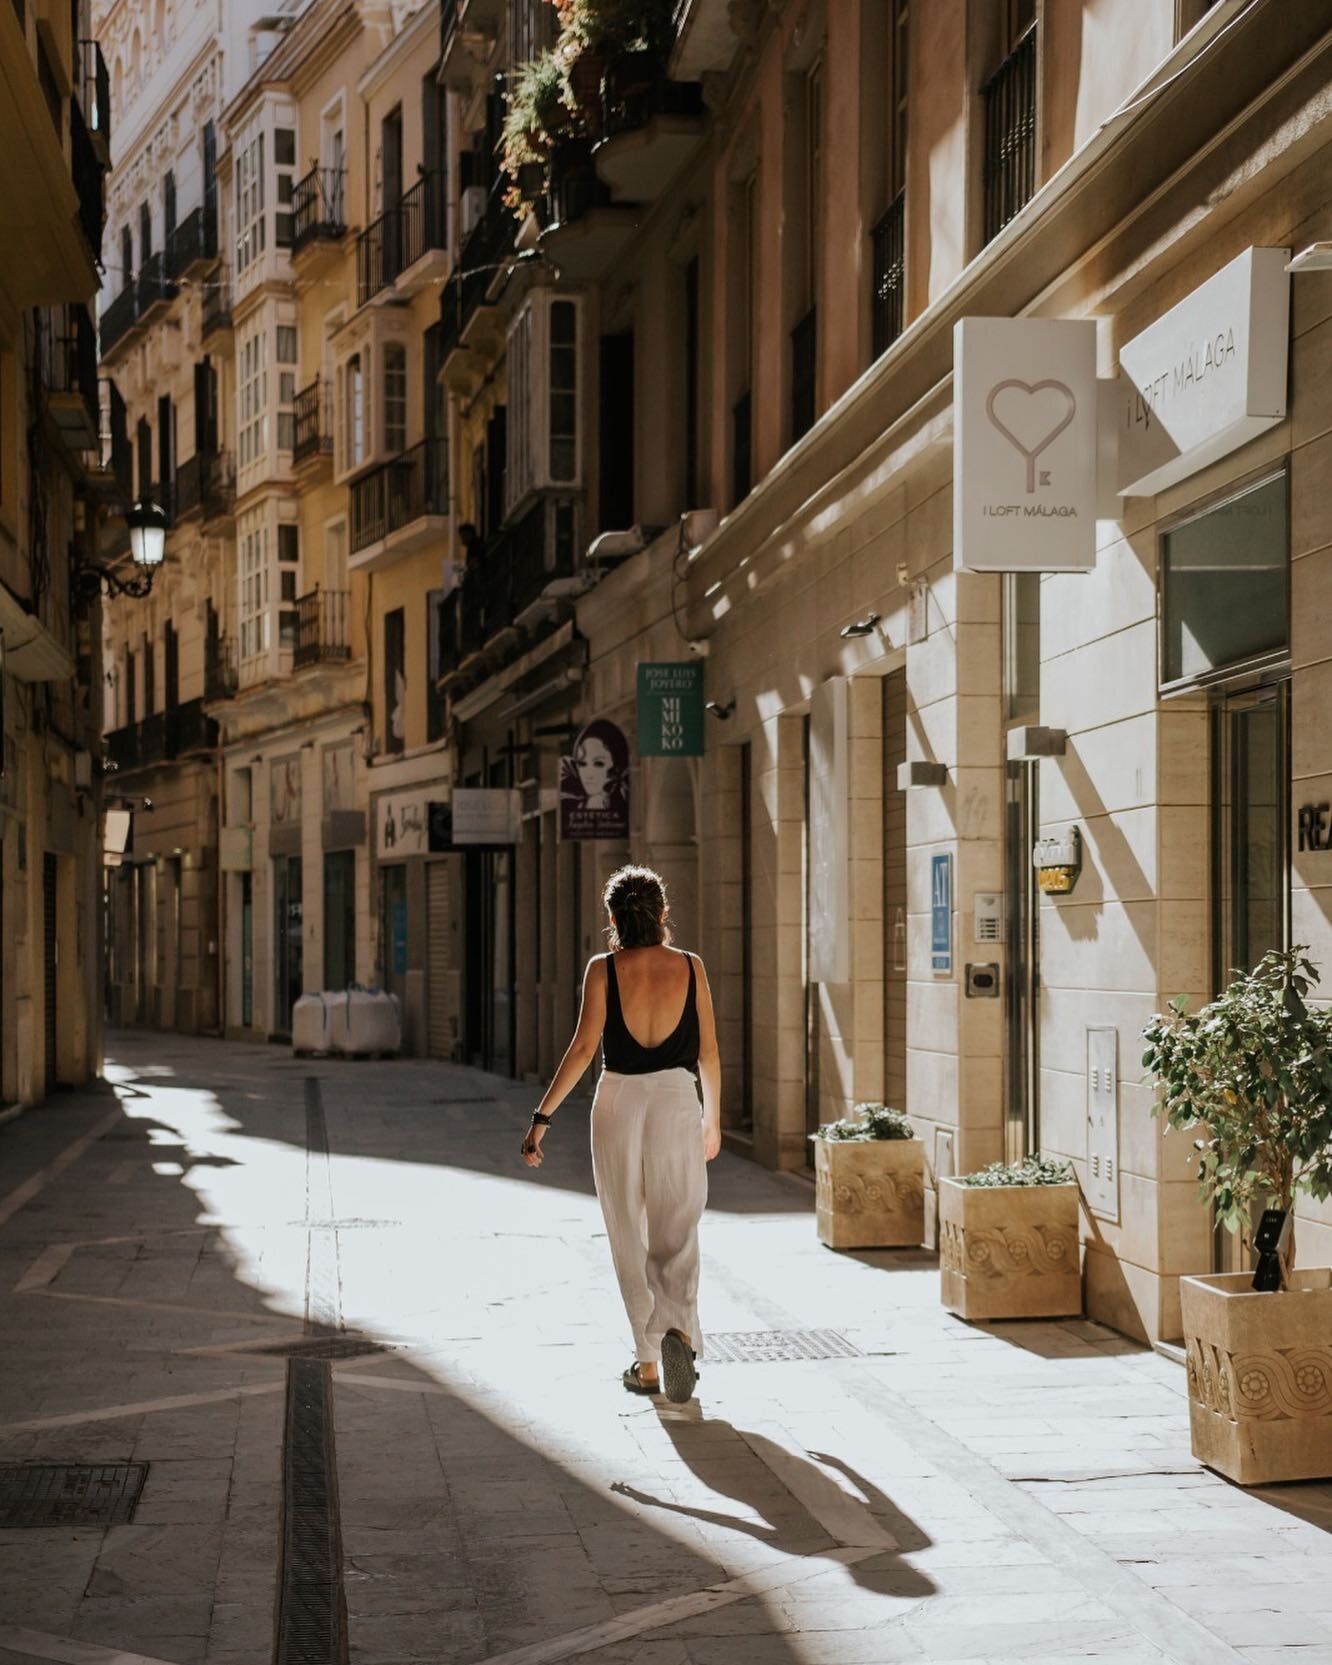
<box><xmin>590</xmin><ymin>1066</ymin><xmax>708</xmax><ymax>1365</ymax></box>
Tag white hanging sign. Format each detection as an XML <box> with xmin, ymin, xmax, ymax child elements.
<box><xmin>1116</xmin><ymin>246</ymin><xmax>1290</xmax><ymax>498</ymax></box>
<box><xmin>953</xmin><ymin>317</ymin><xmax>1098</xmax><ymax>573</ymax></box>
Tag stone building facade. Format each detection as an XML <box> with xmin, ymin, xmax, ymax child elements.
<box><xmin>0</xmin><ymin>0</ymin><xmax>109</xmax><ymax>1109</ymax></box>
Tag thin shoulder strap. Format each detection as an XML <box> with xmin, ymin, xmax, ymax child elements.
<box><xmin>685</xmin><ymin>951</ymin><xmax>697</xmax><ymax>1003</ymax></box>
<box><xmin>604</xmin><ymin>951</ymin><xmax>622</xmax><ymax>1011</ymax></box>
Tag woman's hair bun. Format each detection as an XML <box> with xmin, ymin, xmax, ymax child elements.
<box><xmin>603</xmin><ymin>864</ymin><xmax>671</xmax><ymax>951</ymax></box>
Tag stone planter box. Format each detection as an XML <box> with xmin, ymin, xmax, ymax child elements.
<box><xmin>939</xmin><ymin>1178</ymin><xmax>1081</xmax><ymax>1320</ymax></box>
<box><xmin>813</xmin><ymin>1138</ymin><xmax>925</xmax><ymax>1250</ymax></box>
<box><xmin>1180</xmin><ymin>1268</ymin><xmax>1332</xmax><ymax>1485</ymax></box>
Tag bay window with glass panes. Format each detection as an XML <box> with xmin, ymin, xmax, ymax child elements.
<box><xmin>237</xmin><ymin>498</ymin><xmax>302</xmax><ymax>687</ymax></box>
<box><xmin>332</xmin><ymin>311</ymin><xmax>415</xmax><ymax>482</ymax></box>
<box><xmin>236</xmin><ymin>302</ymin><xmax>299</xmax><ymax>496</ymax></box>
<box><xmin>233</xmin><ymin>99</ymin><xmax>298</xmax><ymax>304</ymax></box>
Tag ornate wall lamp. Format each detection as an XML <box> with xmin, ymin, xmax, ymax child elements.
<box><xmin>73</xmin><ymin>499</ymin><xmax>167</xmax><ymax>601</ymax></box>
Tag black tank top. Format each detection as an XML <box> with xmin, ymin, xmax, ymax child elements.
<box><xmin>602</xmin><ymin>951</ymin><xmax>700</xmax><ymax>1076</ymax></box>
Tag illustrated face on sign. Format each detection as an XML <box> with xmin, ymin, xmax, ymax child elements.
<box><xmin>574</xmin><ymin>736</ymin><xmax>614</xmax><ymax>807</ymax></box>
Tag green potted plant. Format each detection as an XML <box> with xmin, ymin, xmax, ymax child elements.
<box><xmin>553</xmin><ymin>0</ymin><xmax>673</xmax><ymax>121</ymax></box>
<box><xmin>810</xmin><ymin>1104</ymin><xmax>924</xmax><ymax>1250</ymax></box>
<box><xmin>1142</xmin><ymin>947</ymin><xmax>1332</xmax><ymax>1484</ymax></box>
<box><xmin>500</xmin><ymin>50</ymin><xmax>576</xmax><ymax>221</ymax></box>
<box><xmin>939</xmin><ymin>1154</ymin><xmax>1081</xmax><ymax>1321</ymax></box>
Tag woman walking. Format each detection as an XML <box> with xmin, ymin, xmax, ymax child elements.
<box><xmin>520</xmin><ymin>865</ymin><xmax>721</xmax><ymax>1403</ymax></box>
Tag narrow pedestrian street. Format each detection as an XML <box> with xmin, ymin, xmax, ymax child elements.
<box><xmin>0</xmin><ymin>1037</ymin><xmax>1327</xmax><ymax>1665</ymax></box>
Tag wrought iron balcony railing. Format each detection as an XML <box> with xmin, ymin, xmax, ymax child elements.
<box><xmin>167</xmin><ymin>204</ymin><xmax>217</xmax><ymax>279</ymax></box>
<box><xmin>982</xmin><ymin>25</ymin><xmax>1037</xmax><ymax>244</ymax></box>
<box><xmin>174</xmin><ymin>449</ymin><xmax>233</xmax><ymax>521</ymax></box>
<box><xmin>349</xmin><ymin>438</ymin><xmax>448</xmax><ymax>553</ymax></box>
<box><xmin>201</xmin><ymin>264</ymin><xmax>231</xmax><ymax>336</ymax></box>
<box><xmin>293</xmin><ymin>587</ymin><xmax>351</xmax><ymax>669</ymax></box>
<box><xmin>40</xmin><ymin>305</ymin><xmax>99</xmax><ymax>430</ymax></box>
<box><xmin>99</xmin><ymin>284</ymin><xmax>137</xmax><ymax>358</ymax></box>
<box><xmin>99</xmin><ymin>378</ymin><xmax>132</xmax><ymax>496</ymax></box>
<box><xmin>136</xmin><ymin>250</ymin><xmax>177</xmax><ymax>317</ymax></box>
<box><xmin>292</xmin><ymin>165</ymin><xmax>347</xmax><ymax>255</ymax></box>
<box><xmin>292</xmin><ymin>377</ymin><xmax>333</xmax><ymax>464</ymax></box>
<box><xmin>78</xmin><ymin>38</ymin><xmax>110</xmax><ymax>152</ymax></box>
<box><xmin>357</xmin><ymin>173</ymin><xmax>445</xmax><ymax>305</ymax></box>
<box><xmin>602</xmin><ymin>51</ymin><xmax>704</xmax><ymax>138</ymax></box>
<box><xmin>439</xmin><ymin>177</ymin><xmax>513</xmax><ymax>359</ymax></box>
<box><xmin>871</xmin><ymin>192</ymin><xmax>906</xmax><ymax>360</ymax></box>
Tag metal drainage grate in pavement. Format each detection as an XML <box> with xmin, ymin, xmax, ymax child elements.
<box><xmin>705</xmin><ymin>1330</ymin><xmax>864</xmax><ymax>1364</ymax></box>
<box><xmin>276</xmin><ymin>1359</ymin><xmax>345</xmax><ymax>1665</ymax></box>
<box><xmin>242</xmin><ymin>1336</ymin><xmax>389</xmax><ymax>1362</ymax></box>
<box><xmin>0</xmin><ymin>1463</ymin><xmax>149</xmax><ymax>1527</ymax></box>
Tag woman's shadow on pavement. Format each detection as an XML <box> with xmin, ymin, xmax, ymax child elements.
<box><xmin>611</xmin><ymin>1415</ymin><xmax>937</xmax><ymax>1600</ymax></box>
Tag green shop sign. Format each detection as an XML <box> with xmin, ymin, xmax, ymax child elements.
<box><xmin>636</xmin><ymin>661</ymin><xmax>705</xmax><ymax>757</ymax></box>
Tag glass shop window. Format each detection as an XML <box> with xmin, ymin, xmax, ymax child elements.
<box><xmin>1160</xmin><ymin>472</ymin><xmax>1288</xmax><ymax>692</ymax></box>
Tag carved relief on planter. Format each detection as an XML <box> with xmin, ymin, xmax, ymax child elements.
<box><xmin>813</xmin><ymin>1138</ymin><xmax>924</xmax><ymax>1251</ymax></box>
<box><xmin>938</xmin><ymin>1178</ymin><xmax>1082</xmax><ymax>1321</ymax></box>
<box><xmin>1181</xmin><ymin>1270</ymin><xmax>1332</xmax><ymax>1485</ymax></box>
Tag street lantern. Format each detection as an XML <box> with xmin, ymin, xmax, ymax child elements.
<box><xmin>127</xmin><ymin>499</ymin><xmax>167</xmax><ymax>569</ymax></box>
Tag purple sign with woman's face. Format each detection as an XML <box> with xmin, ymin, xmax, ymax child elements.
<box><xmin>560</xmin><ymin>718</ymin><xmax>630</xmax><ymax>841</ymax></box>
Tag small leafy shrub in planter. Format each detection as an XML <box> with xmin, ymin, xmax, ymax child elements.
<box><xmin>940</xmin><ymin>1151</ymin><xmax>1081</xmax><ymax>1321</ymax></box>
<box><xmin>811</xmin><ymin>1104</ymin><xmax>923</xmax><ymax>1251</ymax></box>
<box><xmin>958</xmin><ymin>1154</ymin><xmax>1075</xmax><ymax>1188</ymax></box>
<box><xmin>1143</xmin><ymin>947</ymin><xmax>1332</xmax><ymax>1484</ymax></box>
<box><xmin>811</xmin><ymin>1103</ymin><xmax>915</xmax><ymax>1143</ymax></box>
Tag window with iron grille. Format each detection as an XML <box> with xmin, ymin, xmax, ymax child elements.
<box><xmin>384</xmin><ymin>608</ymin><xmax>405</xmax><ymax>754</ymax></box>
<box><xmin>981</xmin><ymin>14</ymin><xmax>1037</xmax><ymax>245</ymax></box>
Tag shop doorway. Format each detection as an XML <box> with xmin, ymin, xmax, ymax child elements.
<box><xmin>240</xmin><ymin>873</ymin><xmax>253</xmax><ymax>1029</ymax></box>
<box><xmin>1211</xmin><ymin>681</ymin><xmax>1289</xmax><ymax>1272</ymax></box>
<box><xmin>464</xmin><ymin>847</ymin><xmax>513</xmax><ymax>1075</ymax></box>
<box><xmin>323</xmin><ymin>850</ymin><xmax>356</xmax><ymax>990</ymax></box>
<box><xmin>273</xmin><ymin>854</ymin><xmax>303</xmax><ymax>1038</ymax></box>
<box><xmin>43</xmin><ymin>853</ymin><xmax>57</xmax><ymax>1086</ymax></box>
<box><xmin>379</xmin><ymin>862</ymin><xmax>408</xmax><ymax>1010</ymax></box>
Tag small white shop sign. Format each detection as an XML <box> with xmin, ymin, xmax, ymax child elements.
<box><xmin>377</xmin><ymin>791</ymin><xmax>431</xmax><ymax>857</ymax></box>
<box><xmin>451</xmin><ymin>787</ymin><xmax>522</xmax><ymax>846</ymax></box>
<box><xmin>953</xmin><ymin>317</ymin><xmax>1098</xmax><ymax>573</ymax></box>
<box><xmin>1117</xmin><ymin>246</ymin><xmax>1290</xmax><ymax>498</ymax></box>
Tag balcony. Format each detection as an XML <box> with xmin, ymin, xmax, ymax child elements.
<box><xmin>440</xmin><ymin>177</ymin><xmax>514</xmax><ymax>388</ymax></box>
<box><xmin>84</xmin><ymin>378</ymin><xmax>132</xmax><ymax>506</ymax></box>
<box><xmin>982</xmin><ymin>26</ymin><xmax>1037</xmax><ymax>244</ymax></box>
<box><xmin>167</xmin><ymin>204</ymin><xmax>217</xmax><ymax>280</ymax></box>
<box><xmin>41</xmin><ymin>305</ymin><xmax>99</xmax><ymax>452</ymax></box>
<box><xmin>174</xmin><ymin>449</ymin><xmax>235</xmax><ymax>524</ymax></box>
<box><xmin>105</xmin><ymin>699</ymin><xmax>218</xmax><ymax>770</ymax></box>
<box><xmin>356</xmin><ymin>173</ymin><xmax>446</xmax><ymax>306</ymax></box>
<box><xmin>167</xmin><ymin>697</ymin><xmax>218</xmax><ymax>756</ymax></box>
<box><xmin>78</xmin><ymin>38</ymin><xmax>111</xmax><ymax>163</ymax></box>
<box><xmin>292</xmin><ymin>377</ymin><xmax>333</xmax><ymax>468</ymax></box>
<box><xmin>871</xmin><ymin>192</ymin><xmax>906</xmax><ymax>360</ymax></box>
<box><xmin>593</xmin><ymin>53</ymin><xmax>705</xmax><ymax>203</ymax></box>
<box><xmin>136</xmin><ymin>250</ymin><xmax>177</xmax><ymax>321</ymax></box>
<box><xmin>348</xmin><ymin>437</ymin><xmax>449</xmax><ymax>572</ymax></box>
<box><xmin>204</xmin><ymin>634</ymin><xmax>237</xmax><ymax>703</ymax></box>
<box><xmin>201</xmin><ymin>264</ymin><xmax>232</xmax><ymax>340</ymax></box>
<box><xmin>99</xmin><ymin>283</ymin><xmax>138</xmax><ymax>360</ymax></box>
<box><xmin>538</xmin><ymin>139</ymin><xmax>637</xmax><ymax>283</ymax></box>
<box><xmin>442</xmin><ymin>502</ymin><xmax>579</xmax><ymax>683</ymax></box>
<box><xmin>293</xmin><ymin>587</ymin><xmax>350</xmax><ymax>669</ymax></box>
<box><xmin>70</xmin><ymin>98</ymin><xmax>105</xmax><ymax>265</ymax></box>
<box><xmin>292</xmin><ymin>166</ymin><xmax>347</xmax><ymax>260</ymax></box>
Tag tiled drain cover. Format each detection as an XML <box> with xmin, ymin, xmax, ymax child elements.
<box><xmin>243</xmin><ymin>1336</ymin><xmax>389</xmax><ymax>1362</ymax></box>
<box><xmin>706</xmin><ymin>1330</ymin><xmax>863</xmax><ymax>1363</ymax></box>
<box><xmin>0</xmin><ymin>1463</ymin><xmax>148</xmax><ymax>1527</ymax></box>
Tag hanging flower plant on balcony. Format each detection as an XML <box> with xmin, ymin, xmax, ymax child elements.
<box><xmin>500</xmin><ymin>50</ymin><xmax>577</xmax><ymax>221</ymax></box>
<box><xmin>552</xmin><ymin>0</ymin><xmax>674</xmax><ymax>118</ymax></box>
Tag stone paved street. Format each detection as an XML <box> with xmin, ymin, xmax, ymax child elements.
<box><xmin>0</xmin><ymin>1033</ymin><xmax>1329</xmax><ymax>1665</ymax></box>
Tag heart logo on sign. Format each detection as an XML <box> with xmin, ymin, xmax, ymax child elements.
<box><xmin>985</xmin><ymin>378</ymin><xmax>1078</xmax><ymax>493</ymax></box>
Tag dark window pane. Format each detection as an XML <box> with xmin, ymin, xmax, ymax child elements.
<box><xmin>275</xmin><ymin>128</ymin><xmax>295</xmax><ymax>166</ymax></box>
<box><xmin>1162</xmin><ymin>474</ymin><xmax>1288</xmax><ymax>687</ymax></box>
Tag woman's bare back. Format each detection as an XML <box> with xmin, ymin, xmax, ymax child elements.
<box><xmin>611</xmin><ymin>945</ymin><xmax>693</xmax><ymax>1049</ymax></box>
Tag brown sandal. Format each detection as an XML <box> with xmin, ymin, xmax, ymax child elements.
<box><xmin>622</xmin><ymin>1363</ymin><xmax>659</xmax><ymax>1395</ymax></box>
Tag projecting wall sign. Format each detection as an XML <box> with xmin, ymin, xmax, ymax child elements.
<box><xmin>953</xmin><ymin>317</ymin><xmax>1098</xmax><ymax>574</ymax></box>
<box><xmin>1116</xmin><ymin>246</ymin><xmax>1290</xmax><ymax>498</ymax></box>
